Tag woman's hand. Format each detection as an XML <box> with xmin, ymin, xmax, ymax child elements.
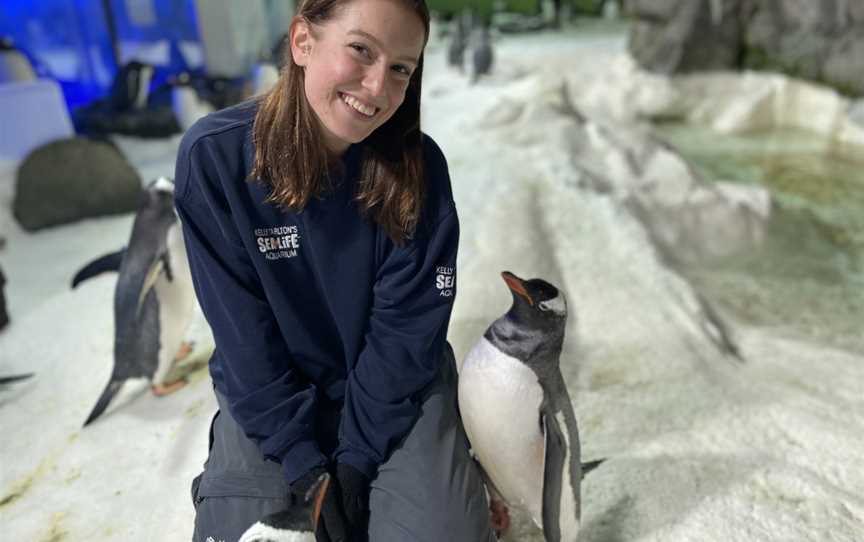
<box><xmin>292</xmin><ymin>464</ymin><xmax>370</xmax><ymax>542</ymax></box>
<box><xmin>335</xmin><ymin>463</ymin><xmax>371</xmax><ymax>541</ymax></box>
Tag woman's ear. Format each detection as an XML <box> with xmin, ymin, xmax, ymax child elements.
<box><xmin>290</xmin><ymin>17</ymin><xmax>313</xmax><ymax>67</ymax></box>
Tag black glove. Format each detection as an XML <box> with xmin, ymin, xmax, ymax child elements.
<box><xmin>292</xmin><ymin>466</ymin><xmax>350</xmax><ymax>542</ymax></box>
<box><xmin>334</xmin><ymin>463</ymin><xmax>371</xmax><ymax>541</ymax></box>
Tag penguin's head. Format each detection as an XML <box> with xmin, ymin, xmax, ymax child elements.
<box><xmin>488</xmin><ymin>271</ymin><xmax>568</xmax><ymax>368</ymax></box>
<box><xmin>142</xmin><ymin>177</ymin><xmax>177</xmax><ymax>220</ymax></box>
<box><xmin>149</xmin><ymin>176</ymin><xmax>175</xmax><ymax>194</ymax></box>
<box><xmin>501</xmin><ymin>271</ymin><xmax>567</xmax><ymax>326</ymax></box>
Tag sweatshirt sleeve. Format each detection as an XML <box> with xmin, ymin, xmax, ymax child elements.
<box><xmin>335</xmin><ymin>143</ymin><xmax>459</xmax><ymax>478</ymax></box>
<box><xmin>174</xmin><ymin>134</ymin><xmax>326</xmax><ymax>485</ymax></box>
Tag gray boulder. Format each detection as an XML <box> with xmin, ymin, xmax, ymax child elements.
<box><xmin>741</xmin><ymin>0</ymin><xmax>864</xmax><ymax>94</ymax></box>
<box><xmin>628</xmin><ymin>0</ymin><xmax>864</xmax><ymax>96</ymax></box>
<box><xmin>823</xmin><ymin>27</ymin><xmax>864</xmax><ymax>95</ymax></box>
<box><xmin>628</xmin><ymin>0</ymin><xmax>743</xmax><ymax>74</ymax></box>
<box><xmin>13</xmin><ymin>138</ymin><xmax>142</xmax><ymax>231</ymax></box>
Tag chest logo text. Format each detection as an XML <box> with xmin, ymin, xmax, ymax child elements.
<box><xmin>255</xmin><ymin>225</ymin><xmax>300</xmax><ymax>261</ymax></box>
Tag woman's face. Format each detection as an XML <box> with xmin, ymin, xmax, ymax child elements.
<box><xmin>291</xmin><ymin>0</ymin><xmax>426</xmax><ymax>154</ymax></box>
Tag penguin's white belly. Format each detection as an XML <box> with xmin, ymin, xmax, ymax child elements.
<box><xmin>171</xmin><ymin>87</ymin><xmax>214</xmax><ymax>132</ymax></box>
<box><xmin>459</xmin><ymin>337</ymin><xmax>545</xmax><ymax>524</ymax></box>
<box><xmin>151</xmin><ymin>223</ymin><xmax>195</xmax><ymax>384</ymax></box>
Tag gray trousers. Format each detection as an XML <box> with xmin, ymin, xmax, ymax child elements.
<box><xmin>191</xmin><ymin>346</ymin><xmax>495</xmax><ymax>542</ymax></box>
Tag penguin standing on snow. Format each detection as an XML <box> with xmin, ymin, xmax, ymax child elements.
<box><xmin>470</xmin><ymin>25</ymin><xmax>494</xmax><ymax>84</ymax></box>
<box><xmin>0</xmin><ymin>262</ymin><xmax>9</xmax><ymax>331</ymax></box>
<box><xmin>447</xmin><ymin>17</ymin><xmax>467</xmax><ymax>73</ymax></box>
<box><xmin>169</xmin><ymin>72</ymin><xmax>214</xmax><ymax>133</ymax></box>
<box><xmin>82</xmin><ymin>177</ymin><xmax>196</xmax><ymax>426</ymax></box>
<box><xmin>459</xmin><ymin>271</ymin><xmax>582</xmax><ymax>542</ymax></box>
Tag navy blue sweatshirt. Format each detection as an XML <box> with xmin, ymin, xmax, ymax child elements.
<box><xmin>174</xmin><ymin>102</ymin><xmax>458</xmax><ymax>484</ymax></box>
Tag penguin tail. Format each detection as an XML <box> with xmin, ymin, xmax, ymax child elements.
<box><xmin>83</xmin><ymin>380</ymin><xmax>123</xmax><ymax>427</ymax></box>
<box><xmin>71</xmin><ymin>248</ymin><xmax>126</xmax><ymax>289</ymax></box>
<box><xmin>582</xmin><ymin>458</ymin><xmax>606</xmax><ymax>476</ymax></box>
<box><xmin>0</xmin><ymin>373</ymin><xmax>34</xmax><ymax>385</ymax></box>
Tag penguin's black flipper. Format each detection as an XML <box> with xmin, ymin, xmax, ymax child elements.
<box><xmin>0</xmin><ymin>373</ymin><xmax>34</xmax><ymax>385</ymax></box>
<box><xmin>71</xmin><ymin>248</ymin><xmax>127</xmax><ymax>289</ymax></box>
<box><xmin>581</xmin><ymin>458</ymin><xmax>606</xmax><ymax>476</ymax></box>
<box><xmin>541</xmin><ymin>411</ymin><xmax>567</xmax><ymax>542</ymax></box>
<box><xmin>83</xmin><ymin>380</ymin><xmax>123</xmax><ymax>427</ymax></box>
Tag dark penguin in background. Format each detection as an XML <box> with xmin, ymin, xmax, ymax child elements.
<box><xmin>459</xmin><ymin>272</ymin><xmax>582</xmax><ymax>542</ymax></box>
<box><xmin>0</xmin><ymin>261</ymin><xmax>9</xmax><ymax>331</ymax></box>
<box><xmin>470</xmin><ymin>25</ymin><xmax>494</xmax><ymax>84</ymax></box>
<box><xmin>109</xmin><ymin>60</ymin><xmax>154</xmax><ymax>112</ymax></box>
<box><xmin>447</xmin><ymin>17</ymin><xmax>467</xmax><ymax>72</ymax></box>
<box><xmin>82</xmin><ymin>177</ymin><xmax>195</xmax><ymax>426</ymax></box>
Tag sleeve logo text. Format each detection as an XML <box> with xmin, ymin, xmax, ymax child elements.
<box><xmin>436</xmin><ymin>266</ymin><xmax>455</xmax><ymax>297</ymax></box>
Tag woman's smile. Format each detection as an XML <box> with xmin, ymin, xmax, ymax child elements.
<box><xmin>338</xmin><ymin>92</ymin><xmax>379</xmax><ymax>118</ymax></box>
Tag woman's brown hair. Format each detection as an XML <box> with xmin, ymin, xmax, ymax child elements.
<box><xmin>250</xmin><ymin>0</ymin><xmax>431</xmax><ymax>244</ymax></box>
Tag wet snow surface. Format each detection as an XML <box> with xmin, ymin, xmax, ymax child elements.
<box><xmin>2</xmin><ymin>27</ymin><xmax>863</xmax><ymax>541</ymax></box>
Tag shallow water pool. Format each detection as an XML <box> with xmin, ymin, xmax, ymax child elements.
<box><xmin>654</xmin><ymin>123</ymin><xmax>864</xmax><ymax>354</ymax></box>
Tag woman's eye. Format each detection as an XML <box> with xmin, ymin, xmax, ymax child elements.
<box><xmin>349</xmin><ymin>43</ymin><xmax>369</xmax><ymax>56</ymax></box>
<box><xmin>392</xmin><ymin>65</ymin><xmax>411</xmax><ymax>76</ymax></box>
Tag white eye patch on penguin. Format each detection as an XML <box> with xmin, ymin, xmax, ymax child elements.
<box><xmin>538</xmin><ymin>295</ymin><xmax>566</xmax><ymax>315</ymax></box>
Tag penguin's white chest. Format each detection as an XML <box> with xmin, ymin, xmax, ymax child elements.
<box><xmin>458</xmin><ymin>337</ymin><xmax>545</xmax><ymax>522</ymax></box>
<box><xmin>151</xmin><ymin>223</ymin><xmax>195</xmax><ymax>383</ymax></box>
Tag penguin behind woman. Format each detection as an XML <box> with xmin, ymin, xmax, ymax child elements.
<box><xmin>82</xmin><ymin>177</ymin><xmax>196</xmax><ymax>426</ymax></box>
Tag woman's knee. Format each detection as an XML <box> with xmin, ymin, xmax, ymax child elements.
<box><xmin>368</xmin><ymin>487</ymin><xmax>493</xmax><ymax>542</ymax></box>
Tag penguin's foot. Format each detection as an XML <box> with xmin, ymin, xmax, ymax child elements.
<box><xmin>151</xmin><ymin>378</ymin><xmax>187</xmax><ymax>396</ymax></box>
<box><xmin>489</xmin><ymin>498</ymin><xmax>510</xmax><ymax>538</ymax></box>
<box><xmin>173</xmin><ymin>341</ymin><xmax>195</xmax><ymax>362</ymax></box>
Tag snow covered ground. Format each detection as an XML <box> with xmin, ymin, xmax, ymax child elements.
<box><xmin>2</xmin><ymin>25</ymin><xmax>864</xmax><ymax>542</ymax></box>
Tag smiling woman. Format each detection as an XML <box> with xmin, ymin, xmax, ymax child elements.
<box><xmin>252</xmin><ymin>0</ymin><xmax>431</xmax><ymax>244</ymax></box>
<box><xmin>290</xmin><ymin>1</ymin><xmax>424</xmax><ymax>152</ymax></box>
<box><xmin>173</xmin><ymin>0</ymin><xmax>497</xmax><ymax>541</ymax></box>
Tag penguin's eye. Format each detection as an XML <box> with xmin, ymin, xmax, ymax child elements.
<box><xmin>538</xmin><ymin>302</ymin><xmax>550</xmax><ymax>312</ymax></box>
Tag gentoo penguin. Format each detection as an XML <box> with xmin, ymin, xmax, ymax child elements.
<box><xmin>0</xmin><ymin>37</ymin><xmax>36</xmax><ymax>83</ymax></box>
<box><xmin>109</xmin><ymin>61</ymin><xmax>154</xmax><ymax>112</ymax></box>
<box><xmin>251</xmin><ymin>39</ymin><xmax>282</xmax><ymax>97</ymax></box>
<box><xmin>238</xmin><ymin>504</ymin><xmax>314</xmax><ymax>542</ymax></box>
<box><xmin>470</xmin><ymin>25</ymin><xmax>493</xmax><ymax>84</ymax></box>
<box><xmin>251</xmin><ymin>59</ymin><xmax>280</xmax><ymax>96</ymax></box>
<box><xmin>169</xmin><ymin>72</ymin><xmax>214</xmax><ymax>132</ymax></box>
<box><xmin>0</xmin><ymin>262</ymin><xmax>9</xmax><ymax>331</ymax></box>
<box><xmin>459</xmin><ymin>271</ymin><xmax>582</xmax><ymax>542</ymax></box>
<box><xmin>447</xmin><ymin>17</ymin><xmax>467</xmax><ymax>73</ymax></box>
<box><xmin>83</xmin><ymin>176</ymin><xmax>196</xmax><ymax>426</ymax></box>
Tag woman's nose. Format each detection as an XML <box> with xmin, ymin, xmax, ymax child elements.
<box><xmin>362</xmin><ymin>62</ymin><xmax>387</xmax><ymax>98</ymax></box>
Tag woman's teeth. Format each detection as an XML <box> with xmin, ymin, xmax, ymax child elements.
<box><xmin>342</xmin><ymin>93</ymin><xmax>377</xmax><ymax>117</ymax></box>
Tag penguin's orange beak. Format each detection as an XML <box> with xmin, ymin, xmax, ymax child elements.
<box><xmin>501</xmin><ymin>271</ymin><xmax>533</xmax><ymax>306</ymax></box>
